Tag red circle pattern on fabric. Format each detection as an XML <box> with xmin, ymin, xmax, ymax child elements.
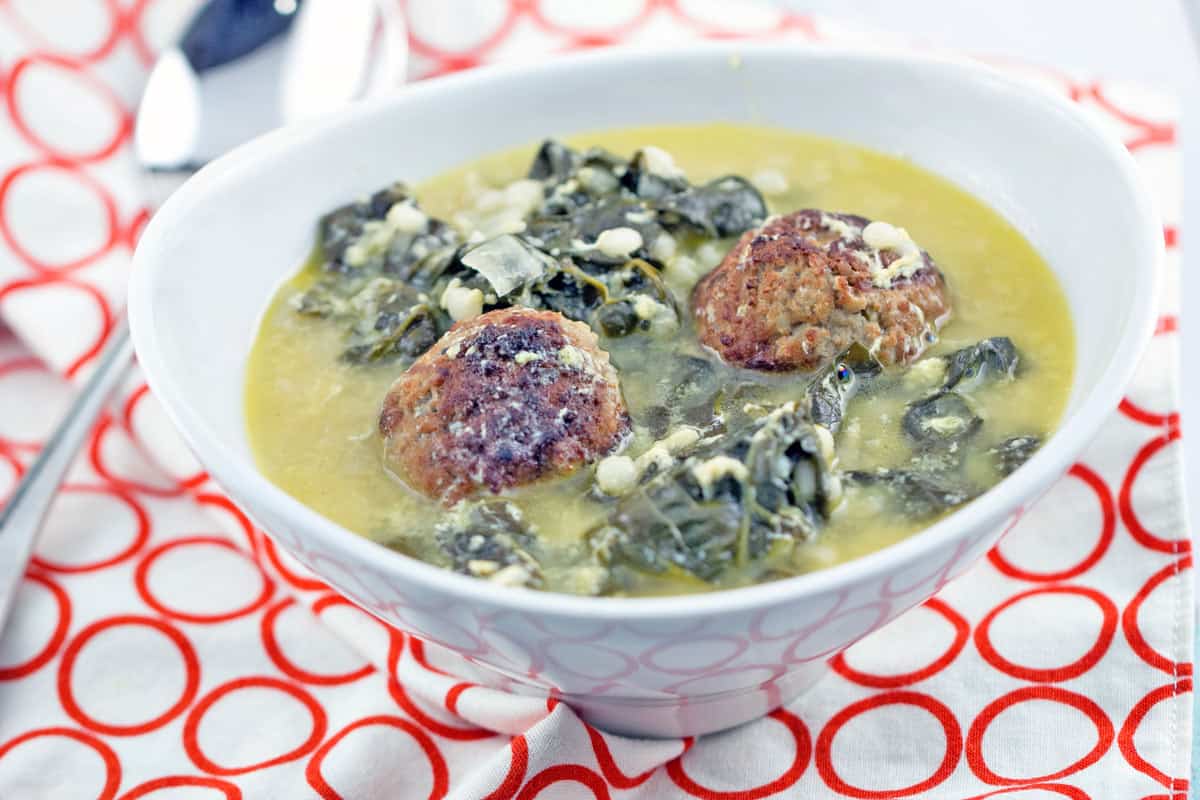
<box><xmin>0</xmin><ymin>726</ymin><xmax>122</xmax><ymax>800</ymax></box>
<box><xmin>0</xmin><ymin>571</ymin><xmax>71</xmax><ymax>680</ymax></box>
<box><xmin>815</xmin><ymin>692</ymin><xmax>961</xmax><ymax>798</ymax></box>
<box><xmin>1123</xmin><ymin>556</ymin><xmax>1195</xmax><ymax>677</ymax></box>
<box><xmin>987</xmin><ymin>463</ymin><xmax>1116</xmax><ymax>583</ymax></box>
<box><xmin>305</xmin><ymin>715</ymin><xmax>450</xmax><ymax>800</ymax></box>
<box><xmin>0</xmin><ymin>1</ymin><xmax>1190</xmax><ymax>797</ymax></box>
<box><xmin>974</xmin><ymin>586</ymin><xmax>1119</xmax><ymax>682</ymax></box>
<box><xmin>666</xmin><ymin>709</ymin><xmax>810</xmax><ymax>799</ymax></box>
<box><xmin>134</xmin><ymin>536</ymin><xmax>275</xmax><ymax>624</ymax></box>
<box><xmin>57</xmin><ymin>614</ymin><xmax>201</xmax><ymax>736</ymax></box>
<box><xmin>830</xmin><ymin>597</ymin><xmax>969</xmax><ymax>688</ymax></box>
<box><xmin>260</xmin><ymin>597</ymin><xmax>374</xmax><ymax>686</ymax></box>
<box><xmin>966</xmin><ymin>686</ymin><xmax>1115</xmax><ymax>785</ymax></box>
<box><xmin>1118</xmin><ymin>678</ymin><xmax>1192</xmax><ymax>792</ymax></box>
<box><xmin>116</xmin><ymin>775</ymin><xmax>243</xmax><ymax>800</ymax></box>
<box><xmin>29</xmin><ymin>484</ymin><xmax>150</xmax><ymax>573</ymax></box>
<box><xmin>182</xmin><ymin>676</ymin><xmax>328</xmax><ymax>775</ymax></box>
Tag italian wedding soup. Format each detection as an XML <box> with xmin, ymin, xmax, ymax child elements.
<box><xmin>245</xmin><ymin>124</ymin><xmax>1074</xmax><ymax>597</ymax></box>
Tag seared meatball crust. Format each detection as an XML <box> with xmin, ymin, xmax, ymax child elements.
<box><xmin>380</xmin><ymin>307</ymin><xmax>630</xmax><ymax>505</ymax></box>
<box><xmin>692</xmin><ymin>209</ymin><xmax>951</xmax><ymax>372</ymax></box>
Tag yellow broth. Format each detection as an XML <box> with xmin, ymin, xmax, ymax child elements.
<box><xmin>245</xmin><ymin>124</ymin><xmax>1075</xmax><ymax>596</ymax></box>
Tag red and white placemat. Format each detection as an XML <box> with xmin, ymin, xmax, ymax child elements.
<box><xmin>0</xmin><ymin>1</ymin><xmax>1191</xmax><ymax>798</ymax></box>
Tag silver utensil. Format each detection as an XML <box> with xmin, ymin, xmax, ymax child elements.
<box><xmin>0</xmin><ymin>0</ymin><xmax>406</xmax><ymax>627</ymax></box>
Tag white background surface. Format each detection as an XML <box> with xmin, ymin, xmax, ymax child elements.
<box><xmin>779</xmin><ymin>0</ymin><xmax>1200</xmax><ymax>537</ymax></box>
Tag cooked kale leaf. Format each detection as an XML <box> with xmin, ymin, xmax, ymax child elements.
<box><xmin>845</xmin><ymin>468</ymin><xmax>977</xmax><ymax>518</ymax></box>
<box><xmin>383</xmin><ymin>220</ymin><xmax>463</xmax><ymax>288</ymax></box>
<box><xmin>617</xmin><ymin>148</ymin><xmax>690</xmax><ymax>200</ymax></box>
<box><xmin>535</xmin><ymin>196</ymin><xmax>667</xmax><ymax>268</ymax></box>
<box><xmin>595</xmin><ymin>301</ymin><xmax>639</xmax><ymax>337</ymax></box>
<box><xmin>808</xmin><ymin>348</ymin><xmax>882</xmax><ymax>433</ymax></box>
<box><xmin>340</xmin><ymin>281</ymin><xmax>445</xmax><ymax>364</ymax></box>
<box><xmin>294</xmin><ymin>184</ymin><xmax>466</xmax><ymax>365</ymax></box>
<box><xmin>942</xmin><ymin>336</ymin><xmax>1019</xmax><ymax>393</ymax></box>
<box><xmin>434</xmin><ymin>501</ymin><xmax>543</xmax><ymax>588</ymax></box>
<box><xmin>902</xmin><ymin>391</ymin><xmax>983</xmax><ymax>447</ymax></box>
<box><xmin>859</xmin><ymin>338</ymin><xmax>1029</xmax><ymax>517</ymax></box>
<box><xmin>302</xmin><ymin>139</ymin><xmax>768</xmax><ymax>364</ymax></box>
<box><xmin>901</xmin><ymin>338</ymin><xmax>1022</xmax><ymax>449</ymax></box>
<box><xmin>528</xmin><ymin>140</ymin><xmax>580</xmax><ymax>183</ymax></box>
<box><xmin>593</xmin><ymin>404</ymin><xmax>834</xmax><ymax>581</ymax></box>
<box><xmin>318</xmin><ymin>183</ymin><xmax>411</xmax><ymax>263</ymax></box>
<box><xmin>659</xmin><ymin>355</ymin><xmax>723</xmax><ymax>432</ymax></box>
<box><xmin>655</xmin><ymin>175</ymin><xmax>767</xmax><ymax>237</ymax></box>
<box><xmin>528</xmin><ymin>139</ymin><xmax>765</xmax><ymax>247</ymax></box>
<box><xmin>990</xmin><ymin>434</ymin><xmax>1041</xmax><ymax>476</ymax></box>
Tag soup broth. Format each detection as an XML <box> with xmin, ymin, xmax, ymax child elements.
<box><xmin>245</xmin><ymin>124</ymin><xmax>1074</xmax><ymax>596</ymax></box>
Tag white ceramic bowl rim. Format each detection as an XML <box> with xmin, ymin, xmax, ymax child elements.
<box><xmin>129</xmin><ymin>41</ymin><xmax>1161</xmax><ymax>620</ymax></box>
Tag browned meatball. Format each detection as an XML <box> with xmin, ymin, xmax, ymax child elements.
<box><xmin>380</xmin><ymin>307</ymin><xmax>630</xmax><ymax>506</ymax></box>
<box><xmin>692</xmin><ymin>210</ymin><xmax>951</xmax><ymax>372</ymax></box>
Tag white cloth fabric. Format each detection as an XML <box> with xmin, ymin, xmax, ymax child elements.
<box><xmin>0</xmin><ymin>2</ymin><xmax>1191</xmax><ymax>797</ymax></box>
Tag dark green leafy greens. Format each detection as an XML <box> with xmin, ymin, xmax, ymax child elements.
<box><xmin>844</xmin><ymin>468</ymin><xmax>978</xmax><ymax>518</ymax></box>
<box><xmin>990</xmin><ymin>435</ymin><xmax>1042</xmax><ymax>476</ymax></box>
<box><xmin>294</xmin><ymin>183</ymin><xmax>463</xmax><ymax>364</ymax></box>
<box><xmin>637</xmin><ymin>355</ymin><xmax>725</xmax><ymax>438</ymax></box>
<box><xmin>655</xmin><ymin>176</ymin><xmax>768</xmax><ymax>237</ymax></box>
<box><xmin>902</xmin><ymin>392</ymin><xmax>983</xmax><ymax>447</ymax></box>
<box><xmin>808</xmin><ymin>348</ymin><xmax>882</xmax><ymax>434</ymax></box>
<box><xmin>434</xmin><ymin>501</ymin><xmax>543</xmax><ymax>588</ymax></box>
<box><xmin>942</xmin><ymin>337</ymin><xmax>1019</xmax><ymax>393</ymax></box>
<box><xmin>316</xmin><ymin>183</ymin><xmax>410</xmax><ymax>263</ymax></box>
<box><xmin>527</xmin><ymin>140</ymin><xmax>579</xmax><ymax>183</ymax></box>
<box><xmin>591</xmin><ymin>404</ymin><xmax>835</xmax><ymax>582</ymax></box>
<box><xmin>376</xmin><ymin>325</ymin><xmax>1044</xmax><ymax>590</ymax></box>
<box><xmin>293</xmin><ymin>140</ymin><xmax>768</xmax><ymax>366</ymax></box>
<box><xmin>849</xmin><ymin>338</ymin><xmax>1041</xmax><ymax>518</ymax></box>
<box><xmin>902</xmin><ymin>337</ymin><xmax>1020</xmax><ymax>450</ymax></box>
<box><xmin>296</xmin><ymin>141</ymin><xmax>1050</xmax><ymax>593</ymax></box>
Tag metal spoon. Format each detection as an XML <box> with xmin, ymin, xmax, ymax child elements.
<box><xmin>0</xmin><ymin>0</ymin><xmax>406</xmax><ymax>627</ymax></box>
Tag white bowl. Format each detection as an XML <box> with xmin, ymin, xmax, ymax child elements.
<box><xmin>129</xmin><ymin>43</ymin><xmax>1160</xmax><ymax>737</ymax></box>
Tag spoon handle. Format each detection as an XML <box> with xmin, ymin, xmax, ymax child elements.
<box><xmin>0</xmin><ymin>317</ymin><xmax>133</xmax><ymax>626</ymax></box>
